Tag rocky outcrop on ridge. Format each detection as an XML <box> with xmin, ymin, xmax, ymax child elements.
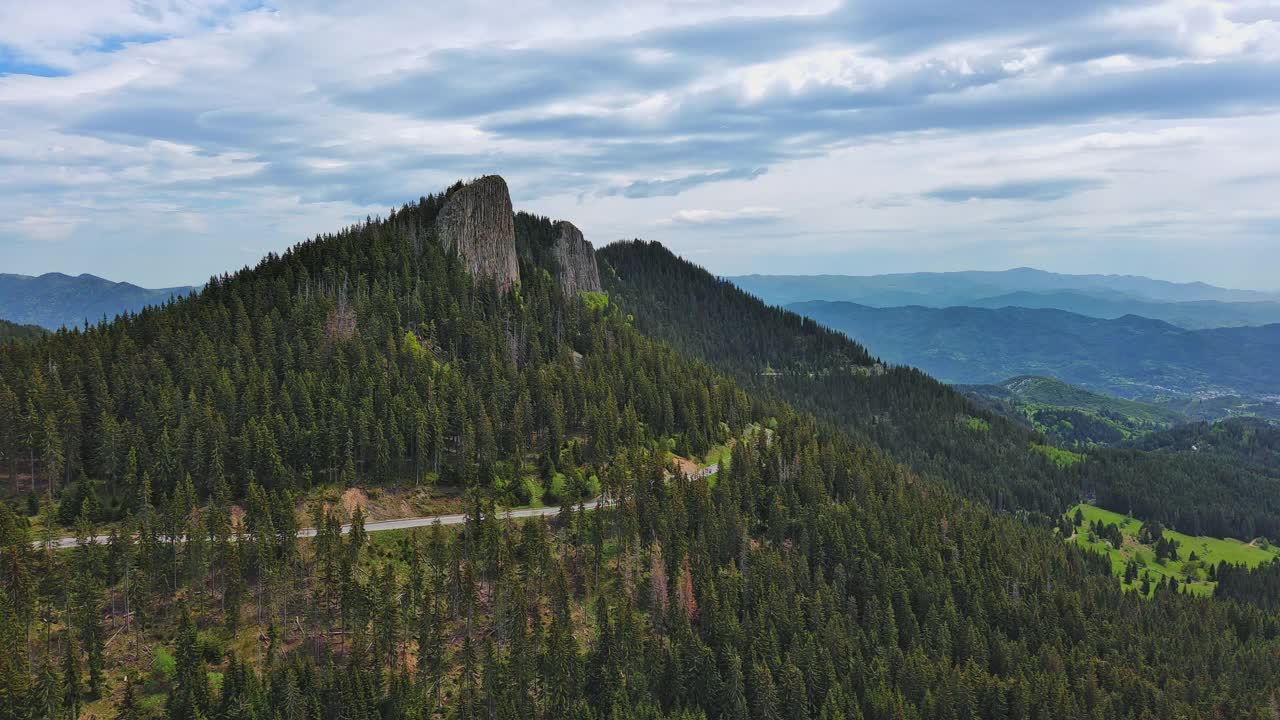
<box><xmin>433</xmin><ymin>175</ymin><xmax>520</xmax><ymax>291</ymax></box>
<box><xmin>550</xmin><ymin>220</ymin><xmax>602</xmax><ymax>295</ymax></box>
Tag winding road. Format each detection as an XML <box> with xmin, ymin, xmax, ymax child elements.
<box><xmin>37</xmin><ymin>497</ymin><xmax>608</xmax><ymax>550</ymax></box>
<box><xmin>37</xmin><ymin>458</ymin><xmax>723</xmax><ymax>550</ymax></box>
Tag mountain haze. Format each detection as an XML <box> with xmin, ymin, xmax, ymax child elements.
<box><xmin>786</xmin><ymin>301</ymin><xmax>1280</xmax><ymax>400</ymax></box>
<box><xmin>732</xmin><ymin>267</ymin><xmax>1280</xmax><ymax>307</ymax></box>
<box><xmin>0</xmin><ymin>272</ymin><xmax>198</xmax><ymax>330</ymax></box>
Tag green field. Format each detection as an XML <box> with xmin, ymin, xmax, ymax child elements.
<box><xmin>1066</xmin><ymin>503</ymin><xmax>1280</xmax><ymax>597</ymax></box>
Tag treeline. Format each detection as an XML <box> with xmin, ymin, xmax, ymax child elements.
<box><xmin>1217</xmin><ymin>560</ymin><xmax>1280</xmax><ymax>610</ymax></box>
<box><xmin>7</xmin><ymin>408</ymin><xmax>1280</xmax><ymax>719</ymax></box>
<box><xmin>598</xmin><ymin>240</ymin><xmax>1280</xmax><ymax>538</ymax></box>
<box><xmin>0</xmin><ymin>197</ymin><xmax>747</xmax><ymax>522</ymax></box>
<box><xmin>0</xmin><ymin>319</ymin><xmax>46</xmax><ymax>345</ymax></box>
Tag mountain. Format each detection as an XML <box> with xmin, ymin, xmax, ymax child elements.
<box><xmin>0</xmin><ymin>271</ymin><xmax>198</xmax><ymax>330</ymax></box>
<box><xmin>0</xmin><ymin>318</ymin><xmax>47</xmax><ymax>344</ymax></box>
<box><xmin>5</xmin><ymin>178</ymin><xmax>1280</xmax><ymax>718</ymax></box>
<box><xmin>783</xmin><ymin>301</ymin><xmax>1280</xmax><ymax>400</ymax></box>
<box><xmin>730</xmin><ymin>269</ymin><xmax>1280</xmax><ymax>329</ymax></box>
<box><xmin>966</xmin><ymin>290</ymin><xmax>1280</xmax><ymax>329</ymax></box>
<box><xmin>730</xmin><ymin>267</ymin><xmax>1280</xmax><ymax>307</ymax></box>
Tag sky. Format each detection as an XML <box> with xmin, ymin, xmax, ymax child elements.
<box><xmin>1</xmin><ymin>1</ymin><xmax>1278</xmax><ymax>289</ymax></box>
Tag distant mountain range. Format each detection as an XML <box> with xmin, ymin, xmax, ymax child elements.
<box><xmin>731</xmin><ymin>268</ymin><xmax>1280</xmax><ymax>329</ymax></box>
<box><xmin>787</xmin><ymin>301</ymin><xmax>1280</xmax><ymax>401</ymax></box>
<box><xmin>0</xmin><ymin>272</ymin><xmax>198</xmax><ymax>330</ymax></box>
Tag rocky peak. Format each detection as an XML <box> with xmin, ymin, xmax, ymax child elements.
<box><xmin>433</xmin><ymin>175</ymin><xmax>520</xmax><ymax>291</ymax></box>
<box><xmin>550</xmin><ymin>220</ymin><xmax>602</xmax><ymax>295</ymax></box>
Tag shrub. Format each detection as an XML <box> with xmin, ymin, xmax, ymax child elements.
<box><xmin>543</xmin><ymin>473</ymin><xmax>567</xmax><ymax>505</ymax></box>
<box><xmin>151</xmin><ymin>647</ymin><xmax>176</xmax><ymax>687</ymax></box>
<box><xmin>196</xmin><ymin>632</ymin><xmax>226</xmax><ymax>663</ymax></box>
<box><xmin>508</xmin><ymin>477</ymin><xmax>533</xmax><ymax>506</ymax></box>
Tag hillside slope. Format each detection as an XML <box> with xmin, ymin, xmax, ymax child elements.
<box><xmin>602</xmin><ymin>240</ymin><xmax>1280</xmax><ymax>539</ymax></box>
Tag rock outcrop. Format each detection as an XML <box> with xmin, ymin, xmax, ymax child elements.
<box><xmin>550</xmin><ymin>220</ymin><xmax>603</xmax><ymax>295</ymax></box>
<box><xmin>433</xmin><ymin>175</ymin><xmax>520</xmax><ymax>291</ymax></box>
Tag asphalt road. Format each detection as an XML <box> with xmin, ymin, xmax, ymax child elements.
<box><xmin>35</xmin><ymin>454</ymin><xmax>727</xmax><ymax>550</ymax></box>
<box><xmin>37</xmin><ymin>497</ymin><xmax>606</xmax><ymax>550</ymax></box>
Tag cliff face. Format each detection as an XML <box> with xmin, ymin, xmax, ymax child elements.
<box><xmin>551</xmin><ymin>220</ymin><xmax>603</xmax><ymax>295</ymax></box>
<box><xmin>433</xmin><ymin>175</ymin><xmax>520</xmax><ymax>291</ymax></box>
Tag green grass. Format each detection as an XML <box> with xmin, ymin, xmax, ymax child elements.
<box><xmin>1065</xmin><ymin>503</ymin><xmax>1280</xmax><ymax>598</ymax></box>
<box><xmin>704</xmin><ymin>442</ymin><xmax>734</xmax><ymax>468</ymax></box>
<box><xmin>1031</xmin><ymin>443</ymin><xmax>1084</xmax><ymax>468</ymax></box>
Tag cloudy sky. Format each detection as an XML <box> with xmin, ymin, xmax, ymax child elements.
<box><xmin>1</xmin><ymin>0</ymin><xmax>1278</xmax><ymax>289</ymax></box>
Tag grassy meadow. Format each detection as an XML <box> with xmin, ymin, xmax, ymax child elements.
<box><xmin>1066</xmin><ymin>503</ymin><xmax>1280</xmax><ymax>597</ymax></box>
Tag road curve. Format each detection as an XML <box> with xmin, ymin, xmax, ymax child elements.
<box><xmin>36</xmin><ymin>497</ymin><xmax>606</xmax><ymax>551</ymax></box>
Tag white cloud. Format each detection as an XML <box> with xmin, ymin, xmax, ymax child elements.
<box><xmin>666</xmin><ymin>206</ymin><xmax>785</xmax><ymax>225</ymax></box>
<box><xmin>0</xmin><ymin>0</ymin><xmax>1276</xmax><ymax>288</ymax></box>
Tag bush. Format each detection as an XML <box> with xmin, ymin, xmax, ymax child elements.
<box><xmin>196</xmin><ymin>632</ymin><xmax>226</xmax><ymax>663</ymax></box>
<box><xmin>582</xmin><ymin>291</ymin><xmax>609</xmax><ymax>313</ymax></box>
<box><xmin>543</xmin><ymin>473</ymin><xmax>567</xmax><ymax>505</ymax></box>
<box><xmin>507</xmin><ymin>477</ymin><xmax>533</xmax><ymax>506</ymax></box>
<box><xmin>151</xmin><ymin>647</ymin><xmax>176</xmax><ymax>687</ymax></box>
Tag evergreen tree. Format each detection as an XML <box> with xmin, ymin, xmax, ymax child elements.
<box><xmin>165</xmin><ymin>606</ymin><xmax>210</xmax><ymax>720</ymax></box>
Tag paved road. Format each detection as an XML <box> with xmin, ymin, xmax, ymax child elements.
<box><xmin>37</xmin><ymin>497</ymin><xmax>607</xmax><ymax>550</ymax></box>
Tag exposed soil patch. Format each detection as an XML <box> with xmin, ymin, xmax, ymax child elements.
<box><xmin>670</xmin><ymin>457</ymin><xmax>698</xmax><ymax>476</ymax></box>
<box><xmin>341</xmin><ymin>487</ymin><xmax>368</xmax><ymax>517</ymax></box>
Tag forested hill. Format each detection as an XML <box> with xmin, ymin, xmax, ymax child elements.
<box><xmin>4</xmin><ymin>182</ymin><xmax>1280</xmax><ymax>718</ymax></box>
<box><xmin>0</xmin><ymin>190</ymin><xmax>749</xmax><ymax>521</ymax></box>
<box><xmin>1131</xmin><ymin>417</ymin><xmax>1280</xmax><ymax>475</ymax></box>
<box><xmin>0</xmin><ymin>319</ymin><xmax>47</xmax><ymax>344</ymax></box>
<box><xmin>600</xmin><ymin>240</ymin><xmax>1280</xmax><ymax>539</ymax></box>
